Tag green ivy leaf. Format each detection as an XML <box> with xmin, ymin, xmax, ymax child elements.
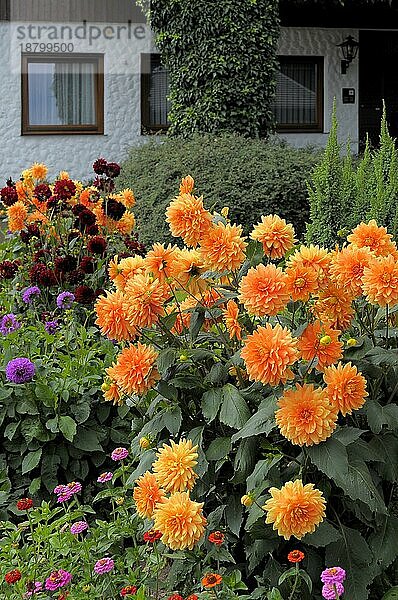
<box><xmin>22</xmin><ymin>449</ymin><xmax>42</xmax><ymax>474</ymax></box>
<box><xmin>219</xmin><ymin>384</ymin><xmax>251</xmax><ymax>429</ymax></box>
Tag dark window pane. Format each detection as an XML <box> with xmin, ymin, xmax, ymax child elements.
<box><xmin>149</xmin><ymin>55</ymin><xmax>169</xmax><ymax>127</ymax></box>
<box><xmin>274</xmin><ymin>58</ymin><xmax>321</xmax><ymax>128</ymax></box>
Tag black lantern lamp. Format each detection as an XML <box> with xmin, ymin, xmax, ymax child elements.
<box><xmin>337</xmin><ymin>35</ymin><xmax>359</xmax><ymax>74</ymax></box>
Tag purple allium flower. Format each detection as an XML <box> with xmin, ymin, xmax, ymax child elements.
<box><xmin>70</xmin><ymin>521</ymin><xmax>89</xmax><ymax>535</ymax></box>
<box><xmin>0</xmin><ymin>313</ymin><xmax>20</xmax><ymax>335</ymax></box>
<box><xmin>6</xmin><ymin>358</ymin><xmax>35</xmax><ymax>384</ymax></box>
<box><xmin>321</xmin><ymin>567</ymin><xmax>347</xmax><ymax>585</ymax></box>
<box><xmin>111</xmin><ymin>447</ymin><xmax>129</xmax><ymax>461</ymax></box>
<box><xmin>44</xmin><ymin>320</ymin><xmax>58</xmax><ymax>334</ymax></box>
<box><xmin>97</xmin><ymin>471</ymin><xmax>113</xmax><ymax>483</ymax></box>
<box><xmin>94</xmin><ymin>558</ymin><xmax>114</xmax><ymax>575</ymax></box>
<box><xmin>45</xmin><ymin>569</ymin><xmax>72</xmax><ymax>591</ymax></box>
<box><xmin>322</xmin><ymin>582</ymin><xmax>344</xmax><ymax>599</ymax></box>
<box><xmin>56</xmin><ymin>291</ymin><xmax>75</xmax><ymax>310</ymax></box>
<box><xmin>22</xmin><ymin>286</ymin><xmax>41</xmax><ymax>304</ymax></box>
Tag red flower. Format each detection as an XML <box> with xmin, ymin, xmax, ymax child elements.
<box><xmin>287</xmin><ymin>550</ymin><xmax>305</xmax><ymax>563</ymax></box>
<box><xmin>143</xmin><ymin>529</ymin><xmax>162</xmax><ymax>543</ymax></box>
<box><xmin>186</xmin><ymin>596</ymin><xmax>199</xmax><ymax>600</ymax></box>
<box><xmin>120</xmin><ymin>585</ymin><xmax>138</xmax><ymax>596</ymax></box>
<box><xmin>16</xmin><ymin>498</ymin><xmax>33</xmax><ymax>511</ymax></box>
<box><xmin>5</xmin><ymin>569</ymin><xmax>22</xmax><ymax>584</ymax></box>
<box><xmin>167</xmin><ymin>595</ymin><xmax>184</xmax><ymax>600</ymax></box>
<box><xmin>208</xmin><ymin>531</ymin><xmax>225</xmax><ymax>546</ymax></box>
<box><xmin>87</xmin><ymin>236</ymin><xmax>107</xmax><ymax>255</ymax></box>
<box><xmin>54</xmin><ymin>179</ymin><xmax>76</xmax><ymax>200</ymax></box>
<box><xmin>74</xmin><ymin>285</ymin><xmax>95</xmax><ymax>304</ymax></box>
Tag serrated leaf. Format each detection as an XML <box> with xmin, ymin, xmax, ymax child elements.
<box><xmin>365</xmin><ymin>399</ymin><xmax>398</xmax><ymax>434</ymax></box>
<box><xmin>71</xmin><ymin>401</ymin><xmax>90</xmax><ymax>424</ymax></box>
<box><xmin>307</xmin><ymin>438</ymin><xmax>349</xmax><ymax>477</ymax></box>
<box><xmin>59</xmin><ymin>416</ymin><xmax>77</xmax><ymax>442</ymax></box>
<box><xmin>187</xmin><ymin>425</ymin><xmax>208</xmax><ymax>477</ymax></box>
<box><xmin>225</xmin><ymin>493</ymin><xmax>243</xmax><ymax>536</ymax></box>
<box><xmin>333</xmin><ymin>426</ymin><xmax>366</xmax><ymax>445</ymax></box>
<box><xmin>267</xmin><ymin>589</ymin><xmax>283</xmax><ymax>600</ymax></box>
<box><xmin>219</xmin><ymin>384</ymin><xmax>251</xmax><ymax>429</ymax></box>
<box><xmin>231</xmin><ymin>403</ymin><xmax>276</xmax><ymax>443</ymax></box>
<box><xmin>206</xmin><ymin>437</ymin><xmax>231</xmax><ymax>461</ymax></box>
<box><xmin>302</xmin><ymin>520</ymin><xmax>341</xmax><ymax>547</ymax></box>
<box><xmin>369</xmin><ymin>433</ymin><xmax>398</xmax><ymax>481</ymax></box>
<box><xmin>382</xmin><ymin>588</ymin><xmax>398</xmax><ymax>600</ymax></box>
<box><xmin>201</xmin><ymin>388</ymin><xmax>223</xmax><ymax>423</ymax></box>
<box><xmin>246</xmin><ymin>455</ymin><xmax>282</xmax><ymax>491</ymax></box>
<box><xmin>163</xmin><ymin>405</ymin><xmax>182</xmax><ymax>435</ymax></box>
<box><xmin>156</xmin><ymin>348</ymin><xmax>177</xmax><ymax>373</ymax></box>
<box><xmin>73</xmin><ymin>428</ymin><xmax>102</xmax><ymax>452</ymax></box>
<box><xmin>22</xmin><ymin>449</ymin><xmax>42</xmax><ymax>474</ymax></box>
<box><xmin>4</xmin><ymin>422</ymin><xmax>19</xmax><ymax>440</ymax></box>
<box><xmin>368</xmin><ymin>515</ymin><xmax>398</xmax><ymax>572</ymax></box>
<box><xmin>189</xmin><ymin>308</ymin><xmax>205</xmax><ymax>341</ymax></box>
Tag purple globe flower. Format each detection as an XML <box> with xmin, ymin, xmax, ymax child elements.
<box><xmin>45</xmin><ymin>320</ymin><xmax>58</xmax><ymax>334</ymax></box>
<box><xmin>56</xmin><ymin>291</ymin><xmax>75</xmax><ymax>310</ymax></box>
<box><xmin>322</xmin><ymin>582</ymin><xmax>345</xmax><ymax>599</ymax></box>
<box><xmin>45</xmin><ymin>569</ymin><xmax>72</xmax><ymax>591</ymax></box>
<box><xmin>70</xmin><ymin>521</ymin><xmax>89</xmax><ymax>535</ymax></box>
<box><xmin>321</xmin><ymin>567</ymin><xmax>347</xmax><ymax>585</ymax></box>
<box><xmin>5</xmin><ymin>358</ymin><xmax>35</xmax><ymax>384</ymax></box>
<box><xmin>0</xmin><ymin>313</ymin><xmax>20</xmax><ymax>335</ymax></box>
<box><xmin>22</xmin><ymin>286</ymin><xmax>41</xmax><ymax>304</ymax></box>
<box><xmin>94</xmin><ymin>557</ymin><xmax>114</xmax><ymax>575</ymax></box>
<box><xmin>97</xmin><ymin>471</ymin><xmax>113</xmax><ymax>483</ymax></box>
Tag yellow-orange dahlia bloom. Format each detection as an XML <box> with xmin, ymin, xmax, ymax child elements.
<box><xmin>169</xmin><ymin>248</ymin><xmax>207</xmax><ymax>295</ymax></box>
<box><xmin>153</xmin><ymin>492</ymin><xmax>207</xmax><ymax>550</ymax></box>
<box><xmin>223</xmin><ymin>300</ymin><xmax>242</xmax><ymax>340</ymax></box>
<box><xmin>329</xmin><ymin>245</ymin><xmax>373</xmax><ymax>297</ymax></box>
<box><xmin>241</xmin><ymin>323</ymin><xmax>298</xmax><ymax>386</ymax></box>
<box><xmin>115</xmin><ymin>212</ymin><xmax>136</xmax><ymax>235</ymax></box>
<box><xmin>239</xmin><ymin>264</ymin><xmax>289</xmax><ymax>316</ymax></box>
<box><xmin>285</xmin><ymin>264</ymin><xmax>318</xmax><ymax>302</ymax></box>
<box><xmin>263</xmin><ymin>480</ymin><xmax>326</xmax><ymax>540</ymax></box>
<box><xmin>362</xmin><ymin>255</ymin><xmax>398</xmax><ymax>307</ymax></box>
<box><xmin>200</xmin><ymin>222</ymin><xmax>247</xmax><ymax>272</ymax></box>
<box><xmin>119</xmin><ymin>188</ymin><xmax>136</xmax><ymax>208</ymax></box>
<box><xmin>250</xmin><ymin>214</ymin><xmax>296</xmax><ymax>259</ymax></box>
<box><xmin>7</xmin><ymin>201</ymin><xmax>28</xmax><ymax>232</ymax></box>
<box><xmin>347</xmin><ymin>219</ymin><xmax>397</xmax><ymax>257</ymax></box>
<box><xmin>108</xmin><ymin>255</ymin><xmax>146</xmax><ymax>292</ymax></box>
<box><xmin>312</xmin><ymin>282</ymin><xmax>354</xmax><ymax>331</ymax></box>
<box><xmin>102</xmin><ymin>380</ymin><xmax>124</xmax><ymax>406</ymax></box>
<box><xmin>133</xmin><ymin>471</ymin><xmax>166</xmax><ymax>519</ymax></box>
<box><xmin>166</xmin><ymin>193</ymin><xmax>212</xmax><ymax>247</ymax></box>
<box><xmin>275</xmin><ymin>383</ymin><xmax>338</xmax><ymax>446</ymax></box>
<box><xmin>287</xmin><ymin>244</ymin><xmax>331</xmax><ymax>275</ymax></box>
<box><xmin>145</xmin><ymin>243</ymin><xmax>178</xmax><ymax>282</ymax></box>
<box><xmin>94</xmin><ymin>290</ymin><xmax>136</xmax><ymax>341</ymax></box>
<box><xmin>153</xmin><ymin>439</ymin><xmax>198</xmax><ymax>493</ymax></box>
<box><xmin>125</xmin><ymin>274</ymin><xmax>169</xmax><ymax>328</ymax></box>
<box><xmin>298</xmin><ymin>321</ymin><xmax>343</xmax><ymax>371</ymax></box>
<box><xmin>323</xmin><ymin>361</ymin><xmax>369</xmax><ymax>416</ymax></box>
<box><xmin>30</xmin><ymin>162</ymin><xmax>48</xmax><ymax>181</ymax></box>
<box><xmin>106</xmin><ymin>343</ymin><xmax>160</xmax><ymax>396</ymax></box>
<box><xmin>179</xmin><ymin>175</ymin><xmax>195</xmax><ymax>195</ymax></box>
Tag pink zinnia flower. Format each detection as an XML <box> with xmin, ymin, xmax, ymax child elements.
<box><xmin>25</xmin><ymin>581</ymin><xmax>43</xmax><ymax>597</ymax></box>
<box><xmin>45</xmin><ymin>569</ymin><xmax>72</xmax><ymax>591</ymax></box>
<box><xmin>56</xmin><ymin>489</ymin><xmax>73</xmax><ymax>503</ymax></box>
<box><xmin>322</xmin><ymin>582</ymin><xmax>344</xmax><ymax>599</ymax></box>
<box><xmin>94</xmin><ymin>558</ymin><xmax>115</xmax><ymax>575</ymax></box>
<box><xmin>66</xmin><ymin>481</ymin><xmax>82</xmax><ymax>494</ymax></box>
<box><xmin>321</xmin><ymin>567</ymin><xmax>346</xmax><ymax>585</ymax></box>
<box><xmin>97</xmin><ymin>471</ymin><xmax>113</xmax><ymax>483</ymax></box>
<box><xmin>54</xmin><ymin>484</ymin><xmax>66</xmax><ymax>494</ymax></box>
<box><xmin>70</xmin><ymin>521</ymin><xmax>89</xmax><ymax>535</ymax></box>
<box><xmin>111</xmin><ymin>447</ymin><xmax>129</xmax><ymax>461</ymax></box>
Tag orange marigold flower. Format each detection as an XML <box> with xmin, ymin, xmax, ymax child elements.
<box><xmin>106</xmin><ymin>343</ymin><xmax>160</xmax><ymax>396</ymax></box>
<box><xmin>102</xmin><ymin>380</ymin><xmax>124</xmax><ymax>406</ymax></box>
<box><xmin>250</xmin><ymin>214</ymin><xmax>296</xmax><ymax>259</ymax></box>
<box><xmin>275</xmin><ymin>383</ymin><xmax>338</xmax><ymax>446</ymax></box>
<box><xmin>145</xmin><ymin>243</ymin><xmax>179</xmax><ymax>282</ymax></box>
<box><xmin>323</xmin><ymin>361</ymin><xmax>368</xmax><ymax>416</ymax></box>
<box><xmin>347</xmin><ymin>219</ymin><xmax>397</xmax><ymax>257</ymax></box>
<box><xmin>133</xmin><ymin>471</ymin><xmax>166</xmax><ymax>519</ymax></box>
<box><xmin>166</xmin><ymin>193</ymin><xmax>212</xmax><ymax>247</ymax></box>
<box><xmin>263</xmin><ymin>479</ymin><xmax>326</xmax><ymax>540</ymax></box>
<box><xmin>119</xmin><ymin>188</ymin><xmax>136</xmax><ymax>208</ymax></box>
<box><xmin>298</xmin><ymin>321</ymin><xmax>343</xmax><ymax>371</ymax></box>
<box><xmin>208</xmin><ymin>531</ymin><xmax>225</xmax><ymax>546</ymax></box>
<box><xmin>7</xmin><ymin>201</ymin><xmax>28</xmax><ymax>232</ymax></box>
<box><xmin>95</xmin><ymin>290</ymin><xmax>136</xmax><ymax>341</ymax></box>
<box><xmin>200</xmin><ymin>222</ymin><xmax>247</xmax><ymax>272</ymax></box>
<box><xmin>239</xmin><ymin>264</ymin><xmax>289</xmax><ymax>316</ymax></box>
<box><xmin>312</xmin><ymin>281</ymin><xmax>354</xmax><ymax>331</ymax></box>
<box><xmin>288</xmin><ymin>550</ymin><xmax>305</xmax><ymax>563</ymax></box>
<box><xmin>153</xmin><ymin>439</ymin><xmax>198</xmax><ymax>493</ymax></box>
<box><xmin>362</xmin><ymin>254</ymin><xmax>398</xmax><ymax>307</ymax></box>
<box><xmin>285</xmin><ymin>264</ymin><xmax>318</xmax><ymax>302</ymax></box>
<box><xmin>241</xmin><ymin>323</ymin><xmax>298</xmax><ymax>386</ymax></box>
<box><xmin>202</xmin><ymin>574</ymin><xmax>223</xmax><ymax>588</ymax></box>
<box><xmin>125</xmin><ymin>274</ymin><xmax>169</xmax><ymax>328</ymax></box>
<box><xmin>179</xmin><ymin>175</ymin><xmax>195</xmax><ymax>195</ymax></box>
<box><xmin>30</xmin><ymin>162</ymin><xmax>48</xmax><ymax>180</ymax></box>
<box><xmin>153</xmin><ymin>491</ymin><xmax>206</xmax><ymax>550</ymax></box>
<box><xmin>223</xmin><ymin>300</ymin><xmax>242</xmax><ymax>340</ymax></box>
<box><xmin>329</xmin><ymin>245</ymin><xmax>373</xmax><ymax>297</ymax></box>
<box><xmin>116</xmin><ymin>212</ymin><xmax>136</xmax><ymax>236</ymax></box>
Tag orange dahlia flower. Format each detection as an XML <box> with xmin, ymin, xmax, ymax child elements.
<box><xmin>125</xmin><ymin>274</ymin><xmax>169</xmax><ymax>328</ymax></box>
<box><xmin>239</xmin><ymin>264</ymin><xmax>289</xmax><ymax>316</ymax></box>
<box><xmin>275</xmin><ymin>383</ymin><xmax>338</xmax><ymax>446</ymax></box>
<box><xmin>200</xmin><ymin>222</ymin><xmax>247</xmax><ymax>273</ymax></box>
<box><xmin>287</xmin><ymin>244</ymin><xmax>331</xmax><ymax>275</ymax></box>
<box><xmin>202</xmin><ymin>573</ymin><xmax>223</xmax><ymax>588</ymax></box>
<box><xmin>106</xmin><ymin>343</ymin><xmax>160</xmax><ymax>396</ymax></box>
<box><xmin>119</xmin><ymin>188</ymin><xmax>136</xmax><ymax>208</ymax></box>
<box><xmin>323</xmin><ymin>361</ymin><xmax>368</xmax><ymax>416</ymax></box>
<box><xmin>179</xmin><ymin>175</ymin><xmax>195</xmax><ymax>194</ymax></box>
<box><xmin>298</xmin><ymin>321</ymin><xmax>343</xmax><ymax>371</ymax></box>
<box><xmin>133</xmin><ymin>471</ymin><xmax>166</xmax><ymax>519</ymax></box>
<box><xmin>153</xmin><ymin>439</ymin><xmax>198</xmax><ymax>493</ymax></box>
<box><xmin>145</xmin><ymin>243</ymin><xmax>179</xmax><ymax>282</ymax></box>
<box><xmin>7</xmin><ymin>201</ymin><xmax>28</xmax><ymax>232</ymax></box>
<box><xmin>30</xmin><ymin>162</ymin><xmax>48</xmax><ymax>180</ymax></box>
<box><xmin>347</xmin><ymin>219</ymin><xmax>397</xmax><ymax>257</ymax></box>
<box><xmin>312</xmin><ymin>281</ymin><xmax>354</xmax><ymax>331</ymax></box>
<box><xmin>362</xmin><ymin>255</ymin><xmax>398</xmax><ymax>307</ymax></box>
<box><xmin>241</xmin><ymin>323</ymin><xmax>298</xmax><ymax>386</ymax></box>
<box><xmin>95</xmin><ymin>290</ymin><xmax>136</xmax><ymax>341</ymax></box>
<box><xmin>329</xmin><ymin>245</ymin><xmax>373</xmax><ymax>297</ymax></box>
<box><xmin>250</xmin><ymin>214</ymin><xmax>296</xmax><ymax>259</ymax></box>
<box><xmin>116</xmin><ymin>212</ymin><xmax>136</xmax><ymax>236</ymax></box>
<box><xmin>153</xmin><ymin>492</ymin><xmax>207</xmax><ymax>550</ymax></box>
<box><xmin>169</xmin><ymin>249</ymin><xmax>207</xmax><ymax>295</ymax></box>
<box><xmin>223</xmin><ymin>300</ymin><xmax>242</xmax><ymax>340</ymax></box>
<box><xmin>285</xmin><ymin>264</ymin><xmax>318</xmax><ymax>302</ymax></box>
<box><xmin>263</xmin><ymin>479</ymin><xmax>326</xmax><ymax>540</ymax></box>
<box><xmin>166</xmin><ymin>193</ymin><xmax>212</xmax><ymax>247</ymax></box>
<box><xmin>102</xmin><ymin>380</ymin><xmax>124</xmax><ymax>406</ymax></box>
<box><xmin>108</xmin><ymin>256</ymin><xmax>146</xmax><ymax>292</ymax></box>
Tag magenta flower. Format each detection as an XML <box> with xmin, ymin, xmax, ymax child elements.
<box><xmin>45</xmin><ymin>569</ymin><xmax>72</xmax><ymax>591</ymax></box>
<box><xmin>54</xmin><ymin>485</ymin><xmax>65</xmax><ymax>494</ymax></box>
<box><xmin>321</xmin><ymin>567</ymin><xmax>346</xmax><ymax>585</ymax></box>
<box><xmin>70</xmin><ymin>521</ymin><xmax>89</xmax><ymax>535</ymax></box>
<box><xmin>322</xmin><ymin>582</ymin><xmax>344</xmax><ymax>599</ymax></box>
<box><xmin>56</xmin><ymin>490</ymin><xmax>73</xmax><ymax>503</ymax></box>
<box><xmin>25</xmin><ymin>581</ymin><xmax>43</xmax><ymax>597</ymax></box>
<box><xmin>66</xmin><ymin>481</ymin><xmax>82</xmax><ymax>494</ymax></box>
<box><xmin>94</xmin><ymin>558</ymin><xmax>114</xmax><ymax>575</ymax></box>
<box><xmin>111</xmin><ymin>447</ymin><xmax>129</xmax><ymax>461</ymax></box>
<box><xmin>97</xmin><ymin>471</ymin><xmax>113</xmax><ymax>483</ymax></box>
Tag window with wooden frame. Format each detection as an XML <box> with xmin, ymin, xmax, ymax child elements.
<box><xmin>141</xmin><ymin>53</ymin><xmax>170</xmax><ymax>133</ymax></box>
<box><xmin>21</xmin><ymin>53</ymin><xmax>104</xmax><ymax>135</ymax></box>
<box><xmin>274</xmin><ymin>56</ymin><xmax>324</xmax><ymax>132</ymax></box>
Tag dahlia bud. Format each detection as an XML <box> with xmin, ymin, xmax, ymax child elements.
<box><xmin>346</xmin><ymin>338</ymin><xmax>357</xmax><ymax>347</ymax></box>
<box><xmin>139</xmin><ymin>437</ymin><xmax>151</xmax><ymax>450</ymax></box>
<box><xmin>82</xmin><ymin>585</ymin><xmax>91</xmax><ymax>592</ymax></box>
<box><xmin>320</xmin><ymin>335</ymin><xmax>331</xmax><ymax>346</ymax></box>
<box><xmin>179</xmin><ymin>354</ymin><xmax>189</xmax><ymax>362</ymax></box>
<box><xmin>101</xmin><ymin>381</ymin><xmax>111</xmax><ymax>392</ymax></box>
<box><xmin>116</xmin><ymin>497</ymin><xmax>125</xmax><ymax>505</ymax></box>
<box><xmin>241</xmin><ymin>493</ymin><xmax>254</xmax><ymax>507</ymax></box>
<box><xmin>221</xmin><ymin>206</ymin><xmax>229</xmax><ymax>218</ymax></box>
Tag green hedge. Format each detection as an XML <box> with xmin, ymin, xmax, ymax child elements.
<box><xmin>118</xmin><ymin>134</ymin><xmax>321</xmax><ymax>247</ymax></box>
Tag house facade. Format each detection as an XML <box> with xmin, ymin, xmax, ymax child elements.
<box><xmin>0</xmin><ymin>0</ymin><xmax>397</xmax><ymax>180</ymax></box>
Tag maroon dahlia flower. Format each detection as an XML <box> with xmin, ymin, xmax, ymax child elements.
<box><xmin>1</xmin><ymin>185</ymin><xmax>18</xmax><ymax>206</ymax></box>
<box><xmin>74</xmin><ymin>285</ymin><xmax>95</xmax><ymax>304</ymax></box>
<box><xmin>87</xmin><ymin>236</ymin><xmax>107</xmax><ymax>255</ymax></box>
<box><xmin>54</xmin><ymin>179</ymin><xmax>76</xmax><ymax>200</ymax></box>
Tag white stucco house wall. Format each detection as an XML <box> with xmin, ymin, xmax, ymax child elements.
<box><xmin>0</xmin><ymin>0</ymin><xmax>397</xmax><ymax>181</ymax></box>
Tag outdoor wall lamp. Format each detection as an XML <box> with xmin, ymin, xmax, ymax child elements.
<box><xmin>337</xmin><ymin>35</ymin><xmax>359</xmax><ymax>74</ymax></box>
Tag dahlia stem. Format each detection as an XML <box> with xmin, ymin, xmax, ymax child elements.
<box><xmin>288</xmin><ymin>563</ymin><xmax>299</xmax><ymax>600</ymax></box>
<box><xmin>386</xmin><ymin>304</ymin><xmax>389</xmax><ymax>349</ymax></box>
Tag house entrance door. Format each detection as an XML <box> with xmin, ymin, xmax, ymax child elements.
<box><xmin>359</xmin><ymin>30</ymin><xmax>398</xmax><ymax>150</ymax></box>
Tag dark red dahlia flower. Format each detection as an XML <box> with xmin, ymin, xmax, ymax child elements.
<box><xmin>74</xmin><ymin>285</ymin><xmax>95</xmax><ymax>304</ymax></box>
